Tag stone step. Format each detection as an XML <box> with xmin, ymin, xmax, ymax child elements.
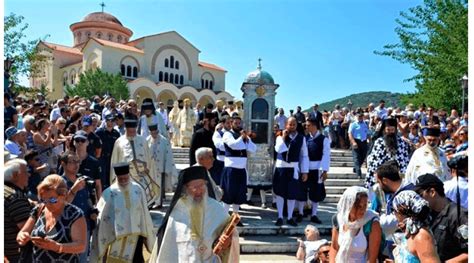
<box><xmin>240</xmin><ymin>235</ymin><xmax>332</xmax><ymax>254</ymax></box>
<box><xmin>324</xmin><ymin>178</ymin><xmax>364</xmax><ymax>186</ymax></box>
<box><xmin>240</xmin><ymin>253</ymin><xmax>302</xmax><ymax>262</ymax></box>
<box><xmin>325</xmin><ymin>186</ymin><xmax>349</xmax><ymax>195</ymax></box>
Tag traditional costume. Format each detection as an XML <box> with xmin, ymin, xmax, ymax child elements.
<box><xmin>221</xmin><ymin>127</ymin><xmax>256</xmax><ymax>212</ymax></box>
<box><xmin>109</xmin><ymin>115</ymin><xmax>160</xmax><ymax>206</ymax></box>
<box><xmin>90</xmin><ymin>163</ymin><xmax>155</xmax><ymax>263</ymax></box>
<box><xmin>273</xmin><ymin>131</ymin><xmax>309</xmax><ymax>225</ymax></box>
<box><xmin>304</xmin><ymin>129</ymin><xmax>331</xmax><ymax>222</ymax></box>
<box><xmin>176</xmin><ymin>98</ymin><xmax>196</xmax><ymax>147</ymax></box>
<box><xmin>146</xmin><ymin>124</ymin><xmax>178</xmax><ymax>204</ymax></box>
<box><xmin>212</xmin><ymin>127</ymin><xmax>227</xmax><ymax>186</ymax></box>
<box><xmin>404</xmin><ymin>128</ymin><xmax>450</xmax><ymax>184</ymax></box>
<box><xmin>151</xmin><ymin>166</ymin><xmax>240</xmax><ymax>262</ymax></box>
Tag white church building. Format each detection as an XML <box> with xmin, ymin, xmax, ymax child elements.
<box><xmin>30</xmin><ymin>11</ymin><xmax>234</xmax><ymax>107</ymax></box>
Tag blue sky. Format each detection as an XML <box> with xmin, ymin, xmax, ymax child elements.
<box><xmin>6</xmin><ymin>0</ymin><xmax>420</xmax><ymax>110</ymax></box>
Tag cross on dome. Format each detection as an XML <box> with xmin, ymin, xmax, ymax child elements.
<box><xmin>257</xmin><ymin>58</ymin><xmax>262</xmax><ymax>70</ymax></box>
<box><xmin>100</xmin><ymin>1</ymin><xmax>106</xmax><ymax>12</ymax></box>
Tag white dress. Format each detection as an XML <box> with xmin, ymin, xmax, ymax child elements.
<box><xmin>338</xmin><ymin>227</ymin><xmax>367</xmax><ymax>263</ymax></box>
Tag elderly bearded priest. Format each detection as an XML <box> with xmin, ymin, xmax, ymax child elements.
<box><xmin>90</xmin><ymin>163</ymin><xmax>155</xmax><ymax>263</ymax></box>
<box><xmin>150</xmin><ymin>166</ymin><xmax>240</xmax><ymax>262</ymax></box>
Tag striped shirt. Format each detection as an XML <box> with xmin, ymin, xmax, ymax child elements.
<box><xmin>4</xmin><ymin>182</ymin><xmax>32</xmax><ymax>261</ymax></box>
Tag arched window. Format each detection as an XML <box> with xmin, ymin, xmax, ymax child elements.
<box><xmin>174</xmin><ymin>74</ymin><xmax>179</xmax><ymax>84</ymax></box>
<box><xmin>108</xmin><ymin>33</ymin><xmax>113</xmax><ymax>41</ymax></box>
<box><xmin>133</xmin><ymin>67</ymin><xmax>138</xmax><ymax>78</ymax></box>
<box><xmin>201</xmin><ymin>79</ymin><xmax>204</xmax><ymax>89</ymax></box>
<box><xmin>175</xmin><ymin>61</ymin><xmax>179</xmax><ymax>69</ymax></box>
<box><xmin>170</xmin><ymin>56</ymin><xmax>174</xmax><ymax>69</ymax></box>
<box><xmin>126</xmin><ymin>65</ymin><xmax>132</xmax><ymax>77</ymax></box>
<box><xmin>251</xmin><ymin>98</ymin><xmax>269</xmax><ymax>120</ymax></box>
<box><xmin>164</xmin><ymin>72</ymin><xmax>169</xmax><ymax>82</ymax></box>
<box><xmin>159</xmin><ymin>71</ymin><xmax>163</xmax><ymax>81</ymax></box>
<box><xmin>117</xmin><ymin>35</ymin><xmax>122</xmax><ymax>43</ymax></box>
<box><xmin>205</xmin><ymin>80</ymin><xmax>209</xmax><ymax>89</ymax></box>
<box><xmin>170</xmin><ymin>73</ymin><xmax>174</xmax><ymax>83</ymax></box>
<box><xmin>96</xmin><ymin>32</ymin><xmax>102</xmax><ymax>39</ymax></box>
<box><xmin>86</xmin><ymin>31</ymin><xmax>91</xmax><ymax>38</ymax></box>
<box><xmin>164</xmin><ymin>59</ymin><xmax>169</xmax><ymax>68</ymax></box>
<box><xmin>63</xmin><ymin>73</ymin><xmax>68</xmax><ymax>86</ymax></box>
<box><xmin>121</xmin><ymin>64</ymin><xmax>125</xmax><ymax>76</ymax></box>
<box><xmin>180</xmin><ymin>75</ymin><xmax>184</xmax><ymax>85</ymax></box>
<box><xmin>209</xmin><ymin>81</ymin><xmax>213</xmax><ymax>90</ymax></box>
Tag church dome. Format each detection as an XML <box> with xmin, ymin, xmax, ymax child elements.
<box><xmin>244</xmin><ymin>60</ymin><xmax>274</xmax><ymax>85</ymax></box>
<box><xmin>82</xmin><ymin>12</ymin><xmax>123</xmax><ymax>26</ymax></box>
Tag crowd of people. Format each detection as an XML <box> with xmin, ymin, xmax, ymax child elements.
<box><xmin>3</xmin><ymin>90</ymin><xmax>469</xmax><ymax>262</ymax></box>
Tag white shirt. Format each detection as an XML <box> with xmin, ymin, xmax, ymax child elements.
<box><xmin>222</xmin><ymin>130</ymin><xmax>256</xmax><ymax>169</ymax></box>
<box><xmin>444</xmin><ymin>176</ymin><xmax>468</xmax><ymax>209</ymax></box>
<box><xmin>49</xmin><ymin>107</ymin><xmax>61</xmax><ymax>122</ymax></box>
<box><xmin>157</xmin><ymin>108</ymin><xmax>169</xmax><ymax>127</ymax></box>
<box><xmin>274</xmin><ymin>133</ymin><xmax>309</xmax><ymax>179</ymax></box>
<box><xmin>376</xmin><ymin>106</ymin><xmax>388</xmax><ymax>119</ymax></box>
<box><xmin>212</xmin><ymin>129</ymin><xmax>226</xmax><ymax>161</ymax></box>
<box><xmin>274</xmin><ymin>114</ymin><xmax>288</xmax><ymax>130</ymax></box>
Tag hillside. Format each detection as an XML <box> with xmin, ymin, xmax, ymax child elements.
<box><xmin>312</xmin><ymin>91</ymin><xmax>404</xmax><ymax>112</ymax></box>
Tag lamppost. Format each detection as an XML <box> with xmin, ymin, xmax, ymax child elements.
<box><xmin>461</xmin><ymin>74</ymin><xmax>468</xmax><ymax>114</ymax></box>
<box><xmin>347</xmin><ymin>99</ymin><xmax>353</xmax><ymax>111</ymax></box>
<box><xmin>4</xmin><ymin>58</ymin><xmax>14</xmax><ymax>95</ymax></box>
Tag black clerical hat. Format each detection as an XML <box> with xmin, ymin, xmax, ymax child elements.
<box><xmin>383</xmin><ymin>118</ymin><xmax>398</xmax><ymax>127</ymax></box>
<box><xmin>181</xmin><ymin>166</ymin><xmax>208</xmax><ymax>185</ymax></box>
<box><xmin>113</xmin><ymin>162</ymin><xmax>130</xmax><ymax>176</ymax></box>
<box><xmin>124</xmin><ymin>113</ymin><xmax>138</xmax><ymax>128</ymax></box>
<box><xmin>425</xmin><ymin>128</ymin><xmax>440</xmax><ymax>137</ymax></box>
<box><xmin>148</xmin><ymin>124</ymin><xmax>158</xmax><ymax>131</ymax></box>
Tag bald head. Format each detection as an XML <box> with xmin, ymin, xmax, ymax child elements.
<box><xmin>286</xmin><ymin>117</ymin><xmax>297</xmax><ymax>133</ymax></box>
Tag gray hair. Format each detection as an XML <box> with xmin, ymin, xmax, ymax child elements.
<box><xmin>4</xmin><ymin>159</ymin><xmax>27</xmax><ymax>182</ymax></box>
<box><xmin>195</xmin><ymin>147</ymin><xmax>213</xmax><ymax>162</ymax></box>
<box><xmin>23</xmin><ymin>115</ymin><xmax>35</xmax><ymax>127</ymax></box>
<box><xmin>305</xmin><ymin>224</ymin><xmax>319</xmax><ymax>234</ymax></box>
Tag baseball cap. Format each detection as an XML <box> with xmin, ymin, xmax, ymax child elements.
<box><xmin>105</xmin><ymin>113</ymin><xmax>116</xmax><ymax>121</ymax></box>
<box><xmin>74</xmin><ymin>130</ymin><xmax>88</xmax><ymax>140</ymax></box>
<box><xmin>414</xmin><ymin>173</ymin><xmax>444</xmax><ymax>193</ymax></box>
<box><xmin>5</xmin><ymin>127</ymin><xmax>23</xmax><ymax>140</ymax></box>
<box><xmin>82</xmin><ymin>116</ymin><xmax>92</xmax><ymax>126</ymax></box>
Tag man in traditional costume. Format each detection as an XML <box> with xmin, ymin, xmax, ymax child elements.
<box><xmin>273</xmin><ymin>117</ymin><xmax>309</xmax><ymax>227</ymax></box>
<box><xmin>404</xmin><ymin>127</ymin><xmax>450</xmax><ymax>184</ymax></box>
<box><xmin>168</xmin><ymin>100</ymin><xmax>181</xmax><ymax>147</ymax></box>
<box><xmin>221</xmin><ymin>116</ymin><xmax>256</xmax><ymax>220</ymax></box>
<box><xmin>146</xmin><ymin>124</ymin><xmax>178</xmax><ymax>206</ymax></box>
<box><xmin>176</xmin><ymin>98</ymin><xmax>196</xmax><ymax>147</ymax></box>
<box><xmin>212</xmin><ymin>116</ymin><xmax>232</xmax><ymax>187</ymax></box>
<box><xmin>225</xmin><ymin>101</ymin><xmax>238</xmax><ymax>117</ymax></box>
<box><xmin>137</xmin><ymin>98</ymin><xmax>168</xmax><ymax>139</ymax></box>
<box><xmin>150</xmin><ymin>166</ymin><xmax>240</xmax><ymax>262</ymax></box>
<box><xmin>109</xmin><ymin>113</ymin><xmax>160</xmax><ymax>207</ymax></box>
<box><xmin>234</xmin><ymin>100</ymin><xmax>244</xmax><ymax>118</ymax></box>
<box><xmin>90</xmin><ymin>163</ymin><xmax>155</xmax><ymax>263</ymax></box>
<box><xmin>366</xmin><ymin>118</ymin><xmax>410</xmax><ymax>189</ymax></box>
<box><xmin>302</xmin><ymin>117</ymin><xmax>331</xmax><ymax>224</ymax></box>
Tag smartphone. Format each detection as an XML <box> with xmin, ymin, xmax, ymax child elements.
<box><xmin>31</xmin><ymin>236</ymin><xmax>44</xmax><ymax>241</ymax></box>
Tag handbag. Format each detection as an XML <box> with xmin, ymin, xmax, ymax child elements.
<box><xmin>18</xmin><ymin>204</ymin><xmax>45</xmax><ymax>262</ymax></box>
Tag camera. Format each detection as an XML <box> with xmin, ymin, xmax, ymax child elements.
<box><xmin>79</xmin><ymin>175</ymin><xmax>96</xmax><ymax>189</ymax></box>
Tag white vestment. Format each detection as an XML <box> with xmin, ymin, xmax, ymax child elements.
<box><xmin>404</xmin><ymin>144</ymin><xmax>450</xmax><ymax>185</ymax></box>
<box><xmin>138</xmin><ymin>114</ymin><xmax>169</xmax><ymax>139</ymax></box>
<box><xmin>152</xmin><ymin>196</ymin><xmax>240</xmax><ymax>263</ymax></box>
<box><xmin>90</xmin><ymin>181</ymin><xmax>156</xmax><ymax>263</ymax></box>
<box><xmin>147</xmin><ymin>134</ymin><xmax>178</xmax><ymax>202</ymax></box>
<box><xmin>177</xmin><ymin>107</ymin><xmax>196</xmax><ymax>147</ymax></box>
<box><xmin>110</xmin><ymin>134</ymin><xmax>159</xmax><ymax>205</ymax></box>
<box><xmin>169</xmin><ymin>105</ymin><xmax>181</xmax><ymax>147</ymax></box>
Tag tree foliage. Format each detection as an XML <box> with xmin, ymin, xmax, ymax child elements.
<box><xmin>308</xmin><ymin>91</ymin><xmax>404</xmax><ymax>112</ymax></box>
<box><xmin>4</xmin><ymin>13</ymin><xmax>49</xmax><ymax>84</ymax></box>
<box><xmin>375</xmin><ymin>0</ymin><xmax>468</xmax><ymax>111</ymax></box>
<box><xmin>65</xmin><ymin>69</ymin><xmax>130</xmax><ymax>100</ymax></box>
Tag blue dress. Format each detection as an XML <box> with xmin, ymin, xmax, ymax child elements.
<box><xmin>396</xmin><ymin>237</ymin><xmax>421</xmax><ymax>263</ymax></box>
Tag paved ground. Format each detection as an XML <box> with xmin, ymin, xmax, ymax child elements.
<box><xmin>240</xmin><ymin>253</ymin><xmax>301</xmax><ymax>262</ymax></box>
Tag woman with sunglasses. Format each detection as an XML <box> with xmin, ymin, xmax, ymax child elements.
<box><xmin>16</xmin><ymin>174</ymin><xmax>87</xmax><ymax>262</ymax></box>
<box><xmin>32</xmin><ymin>119</ymin><xmax>58</xmax><ymax>176</ymax></box>
<box><xmin>391</xmin><ymin>190</ymin><xmax>440</xmax><ymax>263</ymax></box>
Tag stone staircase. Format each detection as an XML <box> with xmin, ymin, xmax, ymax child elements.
<box><xmin>163</xmin><ymin>147</ymin><xmax>366</xmax><ymax>254</ymax></box>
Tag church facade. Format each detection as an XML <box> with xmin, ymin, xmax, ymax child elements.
<box><xmin>30</xmin><ymin>11</ymin><xmax>234</xmax><ymax>107</ymax></box>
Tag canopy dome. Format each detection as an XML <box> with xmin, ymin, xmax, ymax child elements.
<box><xmin>244</xmin><ymin>60</ymin><xmax>274</xmax><ymax>85</ymax></box>
<box><xmin>82</xmin><ymin>12</ymin><xmax>123</xmax><ymax>26</ymax></box>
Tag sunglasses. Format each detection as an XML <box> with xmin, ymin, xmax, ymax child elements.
<box><xmin>40</xmin><ymin>197</ymin><xmax>58</xmax><ymax>204</ymax></box>
<box><xmin>74</xmin><ymin>138</ymin><xmax>87</xmax><ymax>143</ymax></box>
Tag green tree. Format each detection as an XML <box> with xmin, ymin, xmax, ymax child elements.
<box><xmin>65</xmin><ymin>69</ymin><xmax>130</xmax><ymax>100</ymax></box>
<box><xmin>4</xmin><ymin>13</ymin><xmax>49</xmax><ymax>84</ymax></box>
<box><xmin>375</xmin><ymin>0</ymin><xmax>467</xmax><ymax>111</ymax></box>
